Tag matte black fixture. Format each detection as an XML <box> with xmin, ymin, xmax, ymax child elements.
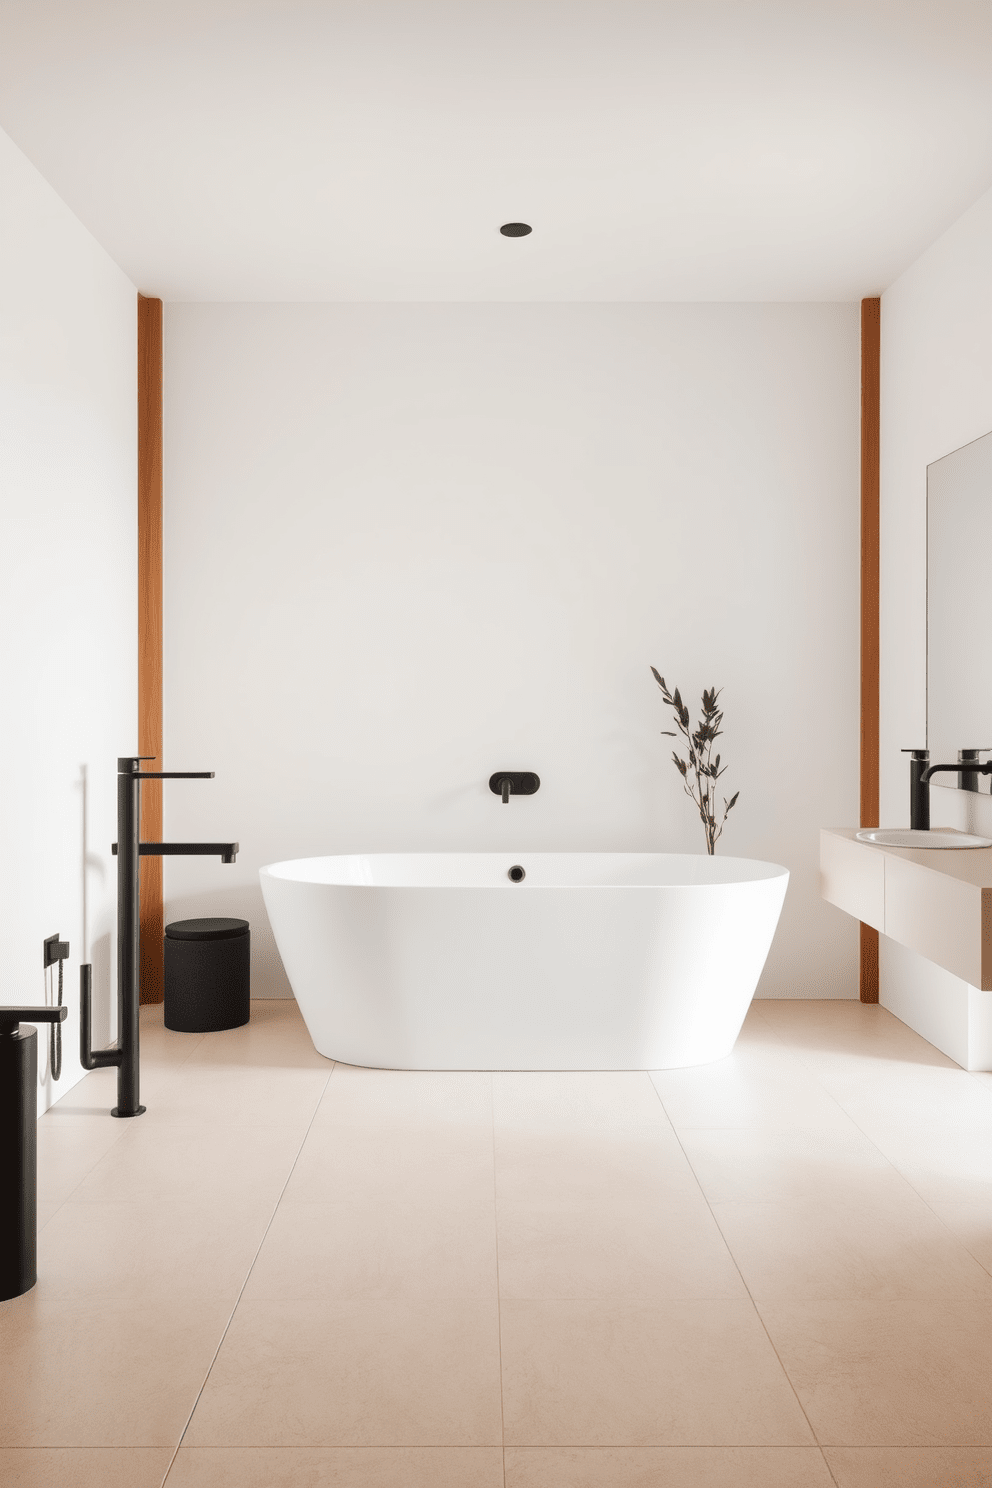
<box><xmin>79</xmin><ymin>757</ymin><xmax>239</xmax><ymax>1118</ymax></box>
<box><xmin>42</xmin><ymin>933</ymin><xmax>70</xmax><ymax>1081</ymax></box>
<box><xmin>958</xmin><ymin>748</ymin><xmax>992</xmax><ymax>793</ymax></box>
<box><xmin>0</xmin><ymin>1004</ymin><xmax>68</xmax><ymax>1300</ymax></box>
<box><xmin>489</xmin><ymin>771</ymin><xmax>540</xmax><ymax>804</ymax></box>
<box><xmin>904</xmin><ymin>747</ymin><xmax>992</xmax><ymax>829</ymax></box>
<box><xmin>499</xmin><ymin>222</ymin><xmax>532</xmax><ymax>237</ymax></box>
<box><xmin>507</xmin><ymin>865</ymin><xmax>526</xmax><ymax>882</ymax></box>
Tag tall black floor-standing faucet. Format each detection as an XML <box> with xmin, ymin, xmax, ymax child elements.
<box><xmin>80</xmin><ymin>757</ymin><xmax>239</xmax><ymax>1118</ymax></box>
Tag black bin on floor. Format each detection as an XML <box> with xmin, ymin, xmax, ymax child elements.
<box><xmin>164</xmin><ymin>918</ymin><xmax>250</xmax><ymax>1033</ymax></box>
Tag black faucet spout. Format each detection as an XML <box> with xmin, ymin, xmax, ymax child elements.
<box><xmin>906</xmin><ymin>749</ymin><xmax>992</xmax><ymax>830</ymax></box>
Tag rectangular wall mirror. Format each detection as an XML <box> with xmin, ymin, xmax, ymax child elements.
<box><xmin>928</xmin><ymin>426</ymin><xmax>992</xmax><ymax>786</ymax></box>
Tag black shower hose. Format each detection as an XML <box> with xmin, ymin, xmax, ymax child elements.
<box><xmin>50</xmin><ymin>955</ymin><xmax>63</xmax><ymax>1081</ymax></box>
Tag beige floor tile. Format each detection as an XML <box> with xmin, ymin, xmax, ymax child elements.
<box><xmin>649</xmin><ymin>1051</ymin><xmax>854</xmax><ymax>1131</ymax></box>
<box><xmin>496</xmin><ymin>1194</ymin><xmax>746</xmax><ymax>1300</ymax></box>
<box><xmin>0</xmin><ymin>1448</ymin><xmax>173</xmax><ymax>1487</ymax></box>
<box><xmin>314</xmin><ymin>1065</ymin><xmax>493</xmax><ymax>1130</ymax></box>
<box><xmin>499</xmin><ymin>1299</ymin><xmax>814</xmax><ymax>1446</ymax></box>
<box><xmin>712</xmin><ymin>1193</ymin><xmax>992</xmax><ymax>1300</ymax></box>
<box><xmin>283</xmin><ymin>1121</ymin><xmax>495</xmax><ymax>1206</ymax></box>
<box><xmin>0</xmin><ymin>1295</ymin><xmax>231</xmax><ymax>1446</ymax></box>
<box><xmin>35</xmin><ymin>1113</ymin><xmax>129</xmax><ymax>1205</ymax></box>
<box><xmin>757</xmin><ymin>1000</ymin><xmax>925</xmax><ymax>1040</ymax></box>
<box><xmin>36</xmin><ymin>1198</ymin><xmax>274</xmax><ymax>1300</ymax></box>
<box><xmin>493</xmin><ymin>1071</ymin><xmax>668</xmax><ymax>1132</ymax></box>
<box><xmin>243</xmin><ymin>1198</ymin><xmax>498</xmax><ymax>1301</ymax></box>
<box><xmin>504</xmin><ymin>1446</ymin><xmax>836</xmax><ymax>1486</ymax></box>
<box><xmin>46</xmin><ymin>1060</ymin><xmax>185</xmax><ymax>1115</ymax></box>
<box><xmin>134</xmin><ymin>1065</ymin><xmax>329</xmax><ymax>1128</ymax></box>
<box><xmin>167</xmin><ymin>1446</ymin><xmax>504</xmax><ymax>1486</ymax></box>
<box><xmin>848</xmin><ymin>1124</ymin><xmax>992</xmax><ymax>1207</ymax></box>
<box><xmin>70</xmin><ymin>1120</ymin><xmax>307</xmax><ymax>1206</ymax></box>
<box><xmin>677</xmin><ymin>1125</ymin><xmax>915</xmax><ymax>1205</ymax></box>
<box><xmin>807</xmin><ymin>1064</ymin><xmax>992</xmax><ymax>1135</ymax></box>
<box><xmin>181</xmin><ymin>1001</ymin><xmax>330</xmax><ymax>1071</ymax></box>
<box><xmin>35</xmin><ymin>1201</ymin><xmax>60</xmax><ymax>1233</ymax></box>
<box><xmin>823</xmin><ymin>1446</ymin><xmax>992</xmax><ymax>1486</ymax></box>
<box><xmin>495</xmin><ymin>1127</ymin><xmax>702</xmax><ymax>1208</ymax></box>
<box><xmin>927</xmin><ymin>1201</ymin><xmax>992</xmax><ymax>1273</ymax></box>
<box><xmin>759</xmin><ymin>1299</ymin><xmax>992</xmax><ymax>1444</ymax></box>
<box><xmin>184</xmin><ymin>1298</ymin><xmax>502</xmax><ymax>1447</ymax></box>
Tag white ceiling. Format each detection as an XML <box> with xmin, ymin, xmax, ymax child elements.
<box><xmin>1</xmin><ymin>0</ymin><xmax>991</xmax><ymax>301</ymax></box>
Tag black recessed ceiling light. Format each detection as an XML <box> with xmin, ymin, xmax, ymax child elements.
<box><xmin>500</xmin><ymin>222</ymin><xmax>532</xmax><ymax>237</ymax></box>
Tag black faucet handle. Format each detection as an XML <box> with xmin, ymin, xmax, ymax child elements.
<box><xmin>138</xmin><ymin>772</ymin><xmax>215</xmax><ymax>779</ymax></box>
<box><xmin>901</xmin><ymin>747</ymin><xmax>930</xmax><ymax>755</ymax></box>
<box><xmin>0</xmin><ymin>1006</ymin><xmax>69</xmax><ymax>1033</ymax></box>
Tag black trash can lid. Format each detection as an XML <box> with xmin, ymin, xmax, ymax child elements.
<box><xmin>165</xmin><ymin>917</ymin><xmax>249</xmax><ymax>942</ymax></box>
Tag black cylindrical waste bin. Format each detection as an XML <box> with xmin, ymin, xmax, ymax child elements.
<box><xmin>1</xmin><ymin>1007</ymin><xmax>67</xmax><ymax>1301</ymax></box>
<box><xmin>164</xmin><ymin>918</ymin><xmax>250</xmax><ymax>1032</ymax></box>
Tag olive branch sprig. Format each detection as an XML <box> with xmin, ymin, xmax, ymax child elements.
<box><xmin>651</xmin><ymin>667</ymin><xmax>739</xmax><ymax>855</ymax></box>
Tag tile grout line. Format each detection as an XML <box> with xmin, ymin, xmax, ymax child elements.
<box><xmin>643</xmin><ymin>1066</ymin><xmax>828</xmax><ymax>1465</ymax></box>
<box><xmin>158</xmin><ymin>1061</ymin><xmax>336</xmax><ymax>1487</ymax></box>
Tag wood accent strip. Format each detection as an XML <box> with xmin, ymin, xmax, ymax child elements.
<box><xmin>860</xmin><ymin>296</ymin><xmax>881</xmax><ymax>1003</ymax></box>
<box><xmin>138</xmin><ymin>294</ymin><xmax>164</xmax><ymax>1005</ymax></box>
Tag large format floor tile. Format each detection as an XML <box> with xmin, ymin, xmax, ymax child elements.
<box><xmin>711</xmin><ymin>1191</ymin><xmax>992</xmax><ymax>1301</ymax></box>
<box><xmin>493</xmin><ymin>1071</ymin><xmax>670</xmax><ymax>1132</ymax></box>
<box><xmin>649</xmin><ymin>1049</ymin><xmax>854</xmax><ymax>1131</ymax></box>
<box><xmin>243</xmin><ymin>1197</ymin><xmax>498</xmax><ymax>1301</ymax></box>
<box><xmin>17</xmin><ymin>996</ymin><xmax>992</xmax><ymax>1469</ymax></box>
<box><xmin>678</xmin><ymin>1124</ymin><xmax>917</xmax><ymax>1205</ymax></box>
<box><xmin>166</xmin><ymin>1446</ymin><xmax>505</xmax><ymax>1486</ymax></box>
<box><xmin>0</xmin><ymin>1296</ymin><xmax>232</xmax><ymax>1447</ymax></box>
<box><xmin>184</xmin><ymin>1299</ymin><xmax>503</xmax><ymax>1447</ymax></box>
<box><xmin>499</xmin><ymin>1299</ymin><xmax>814</xmax><ymax>1446</ymax></box>
<box><xmin>494</xmin><ymin>1126</ymin><xmax>701</xmax><ymax>1207</ymax></box>
<box><xmin>503</xmin><ymin>1446</ymin><xmax>836</xmax><ymax>1487</ymax></box>
<box><xmin>496</xmin><ymin>1193</ymin><xmax>746</xmax><ymax>1301</ymax></box>
<box><xmin>36</xmin><ymin>1197</ymin><xmax>275</xmax><ymax>1301</ymax></box>
<box><xmin>284</xmin><ymin>1119</ymin><xmax>496</xmax><ymax>1206</ymax></box>
<box><xmin>759</xmin><ymin>1299</ymin><xmax>992</xmax><ymax>1445</ymax></box>
<box><xmin>70</xmin><ymin>1120</ymin><xmax>308</xmax><ymax>1206</ymax></box>
<box><xmin>823</xmin><ymin>1446</ymin><xmax>992</xmax><ymax>1486</ymax></box>
<box><xmin>316</xmin><ymin>1066</ymin><xmax>494</xmax><ymax>1130</ymax></box>
<box><xmin>0</xmin><ymin>1448</ymin><xmax>173</xmax><ymax>1488</ymax></box>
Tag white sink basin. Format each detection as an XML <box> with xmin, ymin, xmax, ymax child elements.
<box><xmin>856</xmin><ymin>828</ymin><xmax>992</xmax><ymax>849</ymax></box>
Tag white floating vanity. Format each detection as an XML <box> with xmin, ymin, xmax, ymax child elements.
<box><xmin>821</xmin><ymin>805</ymin><xmax>992</xmax><ymax>1070</ymax></box>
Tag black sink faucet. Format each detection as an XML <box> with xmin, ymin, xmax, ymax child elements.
<box><xmin>905</xmin><ymin>748</ymin><xmax>992</xmax><ymax>829</ymax></box>
<box><xmin>80</xmin><ymin>757</ymin><xmax>239</xmax><ymax>1119</ymax></box>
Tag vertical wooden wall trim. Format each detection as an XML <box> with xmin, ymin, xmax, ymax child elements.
<box><xmin>138</xmin><ymin>294</ymin><xmax>164</xmax><ymax>1004</ymax></box>
<box><xmin>860</xmin><ymin>296</ymin><xmax>881</xmax><ymax>1003</ymax></box>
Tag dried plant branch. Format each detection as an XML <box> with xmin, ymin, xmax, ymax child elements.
<box><xmin>650</xmin><ymin>666</ymin><xmax>740</xmax><ymax>855</ymax></box>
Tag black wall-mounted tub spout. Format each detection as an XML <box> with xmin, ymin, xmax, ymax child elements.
<box><xmin>489</xmin><ymin>772</ymin><xmax>540</xmax><ymax>804</ymax></box>
<box><xmin>79</xmin><ymin>757</ymin><xmax>239</xmax><ymax>1119</ymax></box>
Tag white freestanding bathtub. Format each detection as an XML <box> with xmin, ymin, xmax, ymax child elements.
<box><xmin>260</xmin><ymin>852</ymin><xmax>788</xmax><ymax>1071</ymax></box>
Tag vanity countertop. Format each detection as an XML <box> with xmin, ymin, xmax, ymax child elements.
<box><xmin>820</xmin><ymin>827</ymin><xmax>992</xmax><ymax>989</ymax></box>
<box><xmin>823</xmin><ymin>826</ymin><xmax>992</xmax><ymax>887</ymax></box>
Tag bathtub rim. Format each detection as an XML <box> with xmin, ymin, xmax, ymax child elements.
<box><xmin>259</xmin><ymin>849</ymin><xmax>789</xmax><ymax>891</ymax></box>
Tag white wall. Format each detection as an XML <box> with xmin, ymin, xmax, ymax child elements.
<box><xmin>878</xmin><ymin>183</ymin><xmax>992</xmax><ymax>1058</ymax></box>
<box><xmin>0</xmin><ymin>126</ymin><xmax>137</xmax><ymax>1113</ymax></box>
<box><xmin>163</xmin><ymin>303</ymin><xmax>860</xmax><ymax>1000</ymax></box>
